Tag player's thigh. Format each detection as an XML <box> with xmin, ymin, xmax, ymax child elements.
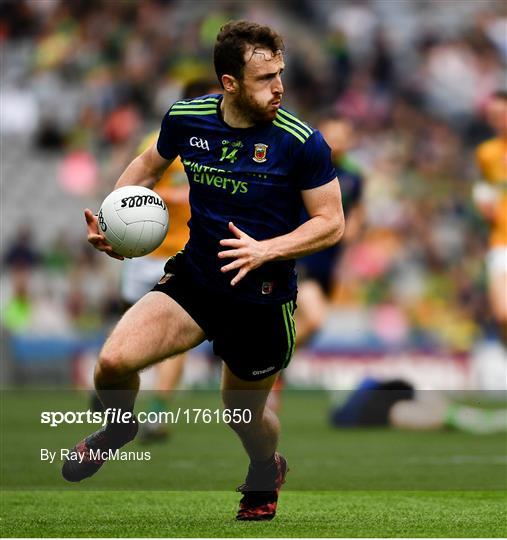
<box><xmin>221</xmin><ymin>363</ymin><xmax>278</xmax><ymax>418</ymax></box>
<box><xmin>101</xmin><ymin>291</ymin><xmax>205</xmax><ymax>373</ymax></box>
<box><xmin>488</xmin><ymin>270</ymin><xmax>507</xmax><ymax>320</ymax></box>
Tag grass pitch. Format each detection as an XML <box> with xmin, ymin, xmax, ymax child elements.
<box><xmin>2</xmin><ymin>490</ymin><xmax>506</xmax><ymax>537</ymax></box>
<box><xmin>1</xmin><ymin>389</ymin><xmax>506</xmax><ymax>537</ymax></box>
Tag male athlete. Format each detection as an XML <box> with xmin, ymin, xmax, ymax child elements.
<box><xmin>474</xmin><ymin>90</ymin><xmax>507</xmax><ymax>357</ymax></box>
<box><xmin>62</xmin><ymin>21</ymin><xmax>344</xmax><ymax>521</ymax></box>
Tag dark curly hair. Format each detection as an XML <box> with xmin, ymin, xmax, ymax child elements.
<box><xmin>214</xmin><ymin>20</ymin><xmax>284</xmax><ymax>88</ymax></box>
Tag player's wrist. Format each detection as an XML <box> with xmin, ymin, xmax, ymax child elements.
<box><xmin>261</xmin><ymin>238</ymin><xmax>283</xmax><ymax>262</ymax></box>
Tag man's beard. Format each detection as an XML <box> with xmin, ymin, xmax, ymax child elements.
<box><xmin>236</xmin><ymin>86</ymin><xmax>275</xmax><ymax>124</ymax></box>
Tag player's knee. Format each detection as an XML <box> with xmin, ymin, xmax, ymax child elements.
<box><xmin>97</xmin><ymin>350</ymin><xmax>132</xmax><ymax>380</ymax></box>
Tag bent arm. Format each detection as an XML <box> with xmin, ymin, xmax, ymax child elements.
<box><xmin>115</xmin><ymin>142</ymin><xmax>172</xmax><ymax>190</ymax></box>
<box><xmin>264</xmin><ymin>179</ymin><xmax>345</xmax><ymax>262</ymax></box>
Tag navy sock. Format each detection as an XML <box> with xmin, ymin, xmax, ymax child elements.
<box><xmin>250</xmin><ymin>453</ymin><xmax>276</xmax><ymax>472</ymax></box>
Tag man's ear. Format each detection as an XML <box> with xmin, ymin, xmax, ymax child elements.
<box><xmin>221</xmin><ymin>74</ymin><xmax>238</xmax><ymax>94</ymax></box>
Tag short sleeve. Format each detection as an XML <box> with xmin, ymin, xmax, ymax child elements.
<box><xmin>292</xmin><ymin>130</ymin><xmax>337</xmax><ymax>190</ymax></box>
<box><xmin>156</xmin><ymin>110</ymin><xmax>179</xmax><ymax>161</ymax></box>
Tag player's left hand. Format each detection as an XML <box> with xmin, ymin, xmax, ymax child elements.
<box><xmin>218</xmin><ymin>222</ymin><xmax>269</xmax><ymax>286</ymax></box>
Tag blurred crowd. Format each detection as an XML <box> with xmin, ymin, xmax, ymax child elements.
<box><xmin>1</xmin><ymin>0</ymin><xmax>506</xmax><ymax>353</ymax></box>
<box><xmin>2</xmin><ymin>225</ymin><xmax>121</xmax><ymax>336</ymax></box>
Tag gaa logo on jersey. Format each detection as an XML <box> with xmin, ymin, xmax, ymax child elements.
<box><xmin>253</xmin><ymin>143</ymin><xmax>268</xmax><ymax>163</ymax></box>
<box><xmin>190</xmin><ymin>137</ymin><xmax>210</xmax><ymax>151</ymax></box>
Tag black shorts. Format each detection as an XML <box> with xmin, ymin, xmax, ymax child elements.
<box><xmin>151</xmin><ymin>252</ymin><xmax>296</xmax><ymax>381</ymax></box>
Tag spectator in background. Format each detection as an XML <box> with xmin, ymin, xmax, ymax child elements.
<box><xmin>297</xmin><ymin>116</ymin><xmax>365</xmax><ymax>345</ymax></box>
<box><xmin>1</xmin><ymin>269</ymin><xmax>32</xmax><ymax>334</ymax></box>
<box><xmin>42</xmin><ymin>234</ymin><xmax>73</xmax><ymax>273</ymax></box>
<box><xmin>3</xmin><ymin>226</ymin><xmax>40</xmax><ymax>271</ymax></box>
<box><xmin>474</xmin><ymin>90</ymin><xmax>507</xmax><ymax>355</ymax></box>
<box><xmin>1</xmin><ymin>0</ymin><xmax>505</xmax><ymax>357</ymax></box>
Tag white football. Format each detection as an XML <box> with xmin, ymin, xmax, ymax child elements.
<box><xmin>97</xmin><ymin>186</ymin><xmax>169</xmax><ymax>258</ymax></box>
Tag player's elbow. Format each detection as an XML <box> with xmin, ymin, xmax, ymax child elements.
<box><xmin>326</xmin><ymin>213</ymin><xmax>345</xmax><ymax>247</ymax></box>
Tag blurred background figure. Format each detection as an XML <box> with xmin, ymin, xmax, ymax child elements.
<box><xmin>268</xmin><ymin>116</ymin><xmax>365</xmax><ymax>411</ymax></box>
<box><xmin>3</xmin><ymin>226</ymin><xmax>41</xmax><ymax>271</ymax></box>
<box><xmin>330</xmin><ymin>377</ymin><xmax>507</xmax><ymax>434</ymax></box>
<box><xmin>296</xmin><ymin>115</ymin><xmax>365</xmax><ymax>346</ymax></box>
<box><xmin>1</xmin><ymin>0</ymin><xmax>505</xmax><ymax>398</ymax></box>
<box><xmin>473</xmin><ymin>91</ymin><xmax>507</xmax><ymax>359</ymax></box>
<box><xmin>105</xmin><ymin>78</ymin><xmax>221</xmax><ymax>443</ymax></box>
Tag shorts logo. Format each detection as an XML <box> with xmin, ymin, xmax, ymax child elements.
<box><xmin>253</xmin><ymin>143</ymin><xmax>268</xmax><ymax>163</ymax></box>
<box><xmin>261</xmin><ymin>281</ymin><xmax>273</xmax><ymax>295</ymax></box>
<box><xmin>190</xmin><ymin>137</ymin><xmax>210</xmax><ymax>151</ymax></box>
<box><xmin>252</xmin><ymin>366</ymin><xmax>275</xmax><ymax>376</ymax></box>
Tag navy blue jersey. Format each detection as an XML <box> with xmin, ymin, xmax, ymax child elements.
<box><xmin>156</xmin><ymin>94</ymin><xmax>336</xmax><ymax>303</ymax></box>
<box><xmin>298</xmin><ymin>155</ymin><xmax>364</xmax><ymax>291</ymax></box>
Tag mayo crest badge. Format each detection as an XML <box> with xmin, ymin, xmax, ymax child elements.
<box><xmin>253</xmin><ymin>143</ymin><xmax>268</xmax><ymax>163</ymax></box>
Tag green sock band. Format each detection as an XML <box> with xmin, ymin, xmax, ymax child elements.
<box><xmin>148</xmin><ymin>396</ymin><xmax>168</xmax><ymax>414</ymax></box>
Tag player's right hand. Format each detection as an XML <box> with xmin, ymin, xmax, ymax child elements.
<box><xmin>84</xmin><ymin>208</ymin><xmax>124</xmax><ymax>260</ymax></box>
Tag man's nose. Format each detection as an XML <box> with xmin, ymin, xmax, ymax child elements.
<box><xmin>273</xmin><ymin>76</ymin><xmax>283</xmax><ymax>95</ymax></box>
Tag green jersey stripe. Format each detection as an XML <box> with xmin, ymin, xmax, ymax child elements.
<box><xmin>168</xmin><ymin>110</ymin><xmax>217</xmax><ymax>116</ymax></box>
<box><xmin>171</xmin><ymin>103</ymin><xmax>218</xmax><ymax>110</ymax></box>
<box><xmin>273</xmin><ymin>119</ymin><xmax>306</xmax><ymax>144</ymax></box>
<box><xmin>282</xmin><ymin>303</ymin><xmax>293</xmax><ymax>365</ymax></box>
<box><xmin>275</xmin><ymin>112</ymin><xmax>312</xmax><ymax>140</ymax></box>
<box><xmin>277</xmin><ymin>108</ymin><xmax>313</xmax><ymax>136</ymax></box>
<box><xmin>288</xmin><ymin>301</ymin><xmax>296</xmax><ymax>358</ymax></box>
<box><xmin>174</xmin><ymin>98</ymin><xmax>220</xmax><ymax>105</ymax></box>
<box><xmin>286</xmin><ymin>303</ymin><xmax>294</xmax><ymax>366</ymax></box>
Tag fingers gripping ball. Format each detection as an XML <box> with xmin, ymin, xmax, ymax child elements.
<box><xmin>98</xmin><ymin>186</ymin><xmax>169</xmax><ymax>258</ymax></box>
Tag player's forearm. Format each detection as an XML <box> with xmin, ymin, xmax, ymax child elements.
<box><xmin>263</xmin><ymin>214</ymin><xmax>345</xmax><ymax>262</ymax></box>
<box><xmin>114</xmin><ymin>155</ymin><xmax>161</xmax><ymax>190</ymax></box>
